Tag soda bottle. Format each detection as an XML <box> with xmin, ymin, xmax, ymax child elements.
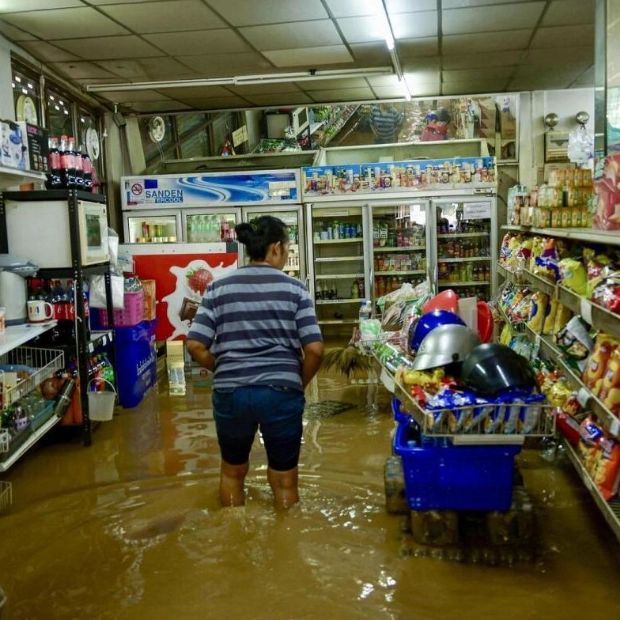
<box><xmin>46</xmin><ymin>136</ymin><xmax>62</xmax><ymax>189</ymax></box>
<box><xmin>59</xmin><ymin>135</ymin><xmax>75</xmax><ymax>188</ymax></box>
<box><xmin>70</xmin><ymin>138</ymin><xmax>84</xmax><ymax>189</ymax></box>
<box><xmin>81</xmin><ymin>144</ymin><xmax>93</xmax><ymax>190</ymax></box>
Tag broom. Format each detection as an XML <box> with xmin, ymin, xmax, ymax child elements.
<box><xmin>321</xmin><ymin>329</ymin><xmax>373</xmax><ymax>379</ymax></box>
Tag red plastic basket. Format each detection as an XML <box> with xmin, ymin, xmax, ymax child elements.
<box><xmin>98</xmin><ymin>290</ymin><xmax>145</xmax><ymax>327</ymax></box>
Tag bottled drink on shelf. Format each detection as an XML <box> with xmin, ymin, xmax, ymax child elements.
<box><xmin>81</xmin><ymin>144</ymin><xmax>93</xmax><ymax>190</ymax></box>
<box><xmin>350</xmin><ymin>280</ymin><xmax>359</xmax><ymax>299</ymax></box>
<box><xmin>70</xmin><ymin>137</ymin><xmax>84</xmax><ymax>189</ymax></box>
<box><xmin>46</xmin><ymin>136</ymin><xmax>62</xmax><ymax>189</ymax></box>
<box><xmin>59</xmin><ymin>135</ymin><xmax>76</xmax><ymax>189</ymax></box>
<box><xmin>358</xmin><ymin>299</ymin><xmax>372</xmax><ymax>321</ymax></box>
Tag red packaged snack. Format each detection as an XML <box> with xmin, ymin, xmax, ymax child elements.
<box><xmin>591</xmin><ymin>438</ymin><xmax>620</xmax><ymax>500</ymax></box>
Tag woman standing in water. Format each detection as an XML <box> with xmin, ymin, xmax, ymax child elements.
<box><xmin>186</xmin><ymin>216</ymin><xmax>324</xmax><ymax>510</ymax></box>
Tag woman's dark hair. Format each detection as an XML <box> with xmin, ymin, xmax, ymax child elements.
<box><xmin>235</xmin><ymin>216</ymin><xmax>288</xmax><ymax>261</ymax></box>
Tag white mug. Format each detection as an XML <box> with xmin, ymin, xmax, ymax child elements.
<box><xmin>27</xmin><ymin>300</ymin><xmax>54</xmax><ymax>323</ymax></box>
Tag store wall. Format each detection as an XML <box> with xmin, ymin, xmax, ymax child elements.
<box><xmin>0</xmin><ymin>35</ymin><xmax>16</xmax><ymax>120</ymax></box>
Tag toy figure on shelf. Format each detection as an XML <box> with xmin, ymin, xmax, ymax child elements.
<box><xmin>220</xmin><ymin>139</ymin><xmax>235</xmax><ymax>157</ymax></box>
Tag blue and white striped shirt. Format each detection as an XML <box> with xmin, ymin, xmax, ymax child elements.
<box><xmin>187</xmin><ymin>265</ymin><xmax>322</xmax><ymax>391</ymax></box>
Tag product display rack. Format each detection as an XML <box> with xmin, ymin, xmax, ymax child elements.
<box><xmin>0</xmin><ymin>189</ymin><xmax>115</xmax><ymax>447</ymax></box>
<box><xmin>497</xmin><ymin>225</ymin><xmax>620</xmax><ymax>542</ymax></box>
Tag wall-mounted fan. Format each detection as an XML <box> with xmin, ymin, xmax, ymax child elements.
<box><xmin>148</xmin><ymin>116</ymin><xmax>166</xmax><ymax>143</ymax></box>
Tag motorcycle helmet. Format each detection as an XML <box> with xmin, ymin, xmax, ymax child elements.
<box><xmin>412</xmin><ymin>324</ymin><xmax>481</xmax><ymax>371</ymax></box>
<box><xmin>409</xmin><ymin>310</ymin><xmax>465</xmax><ymax>355</ymax></box>
<box><xmin>461</xmin><ymin>343</ymin><xmax>539</xmax><ymax>397</ymax></box>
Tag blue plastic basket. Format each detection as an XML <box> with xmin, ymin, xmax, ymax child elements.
<box><xmin>392</xmin><ymin>399</ymin><xmax>521</xmax><ymax>511</ymax></box>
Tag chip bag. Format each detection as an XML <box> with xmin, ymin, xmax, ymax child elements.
<box><xmin>558</xmin><ymin>257</ymin><xmax>587</xmax><ymax>296</ymax></box>
<box><xmin>583</xmin><ymin>333</ymin><xmax>618</xmax><ymax>395</ymax></box>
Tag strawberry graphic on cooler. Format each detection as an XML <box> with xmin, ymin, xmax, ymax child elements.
<box><xmin>186</xmin><ymin>266</ymin><xmax>213</xmax><ymax>296</ymax></box>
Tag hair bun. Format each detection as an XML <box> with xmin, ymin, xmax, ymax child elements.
<box><xmin>235</xmin><ymin>222</ymin><xmax>254</xmax><ymax>244</ymax></box>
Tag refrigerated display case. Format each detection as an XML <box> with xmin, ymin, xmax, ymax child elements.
<box><xmin>242</xmin><ymin>205</ymin><xmax>306</xmax><ymax>281</ymax></box>
<box><xmin>125</xmin><ymin>210</ymin><xmax>180</xmax><ymax>244</ymax></box>
<box><xmin>431</xmin><ymin>197</ymin><xmax>497</xmax><ymax>301</ymax></box>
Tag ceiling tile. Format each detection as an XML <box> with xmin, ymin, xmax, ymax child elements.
<box><xmin>79</xmin><ymin>0</ymin><xmax>159</xmax><ymax>4</ymax></box>
<box><xmin>229</xmin><ymin>83</ymin><xmax>302</xmax><ymax>96</ymax></box>
<box><xmin>571</xmin><ymin>65</ymin><xmax>595</xmax><ymax>87</ymax></box>
<box><xmin>523</xmin><ymin>46</ymin><xmax>593</xmax><ymax>67</ymax></box>
<box><xmin>240</xmin><ymin>21</ymin><xmax>343</xmax><ymax>51</ymax></box>
<box><xmin>403</xmin><ymin>70</ymin><xmax>440</xmax><ymax>85</ymax></box>
<box><xmin>442</xmin><ymin>66</ymin><xmax>515</xmax><ymax>84</ymax></box>
<box><xmin>2</xmin><ymin>8</ymin><xmax>129</xmax><ymax>39</ymax></box>
<box><xmin>143</xmin><ymin>30</ymin><xmax>250</xmax><ymax>56</ymax></box>
<box><xmin>53</xmin><ymin>36</ymin><xmax>165</xmax><ymax>60</ymax></box>
<box><xmin>443</xmin><ymin>30</ymin><xmax>532</xmax><ymax>54</ymax></box>
<box><xmin>372</xmin><ymin>85</ymin><xmax>407</xmax><ymax>98</ymax></box>
<box><xmin>386</xmin><ymin>0</ymin><xmax>437</xmax><ymax>12</ymax></box>
<box><xmin>542</xmin><ymin>0</ymin><xmax>595</xmax><ymax>27</ymax></box>
<box><xmin>392</xmin><ymin>12</ymin><xmax>438</xmax><ymax>39</ymax></box>
<box><xmin>508</xmin><ymin>68</ymin><xmax>586</xmax><ymax>90</ymax></box>
<box><xmin>349</xmin><ymin>43</ymin><xmax>392</xmax><ymax>65</ymax></box>
<box><xmin>0</xmin><ymin>0</ymin><xmax>83</xmax><ymax>11</ymax></box>
<box><xmin>442</xmin><ymin>0</ymin><xmax>540</xmax><ymax>7</ymax></box>
<box><xmin>298</xmin><ymin>77</ymin><xmax>369</xmax><ymax>90</ymax></box>
<box><xmin>172</xmin><ymin>96</ymin><xmax>251</xmax><ymax>109</ymax></box>
<box><xmin>337</xmin><ymin>14</ymin><xmax>437</xmax><ymax>43</ymax></box>
<box><xmin>176</xmin><ymin>53</ymin><xmax>273</xmax><ymax>75</ymax></box>
<box><xmin>97</xmin><ymin>57</ymin><xmax>198</xmax><ymax>80</ymax></box>
<box><xmin>17</xmin><ymin>40</ymin><xmax>80</xmax><ymax>62</ymax></box>
<box><xmin>124</xmin><ymin>101</ymin><xmax>193</xmax><ymax>113</ymax></box>
<box><xmin>151</xmin><ymin>85</ymin><xmax>236</xmax><ymax>99</ymax></box>
<box><xmin>441</xmin><ymin>80</ymin><xmax>509</xmax><ymax>95</ymax></box>
<box><xmin>397</xmin><ymin>37</ymin><xmax>439</xmax><ymax>58</ymax></box>
<box><xmin>99</xmin><ymin>1</ymin><xmax>227</xmax><ymax>34</ymax></box>
<box><xmin>442</xmin><ymin>2</ymin><xmax>545</xmax><ymax>35</ymax></box>
<box><xmin>263</xmin><ymin>46</ymin><xmax>353</xmax><ymax>68</ymax></box>
<box><xmin>97</xmin><ymin>89</ymin><xmax>177</xmax><ymax>103</ymax></box>
<box><xmin>325</xmin><ymin>0</ymin><xmax>381</xmax><ymax>17</ymax></box>
<box><xmin>367</xmin><ymin>74</ymin><xmax>400</xmax><ymax>87</ymax></box>
<box><xmin>205</xmin><ymin>0</ymin><xmax>328</xmax><ymax>26</ymax></box>
<box><xmin>401</xmin><ymin>57</ymin><xmax>440</xmax><ymax>72</ymax></box>
<box><xmin>530</xmin><ymin>25</ymin><xmax>595</xmax><ymax>49</ymax></box>
<box><xmin>245</xmin><ymin>93</ymin><xmax>314</xmax><ymax>106</ymax></box>
<box><xmin>442</xmin><ymin>50</ymin><xmax>524</xmax><ymax>70</ymax></box>
<box><xmin>305</xmin><ymin>87</ymin><xmax>374</xmax><ymax>102</ymax></box>
<box><xmin>49</xmin><ymin>61</ymin><xmax>118</xmax><ymax>80</ymax></box>
<box><xmin>0</xmin><ymin>21</ymin><xmax>36</xmax><ymax>41</ymax></box>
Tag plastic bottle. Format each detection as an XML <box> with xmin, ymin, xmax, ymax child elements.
<box><xmin>70</xmin><ymin>138</ymin><xmax>84</xmax><ymax>189</ymax></box>
<box><xmin>46</xmin><ymin>136</ymin><xmax>62</xmax><ymax>189</ymax></box>
<box><xmin>359</xmin><ymin>299</ymin><xmax>372</xmax><ymax>321</ymax></box>
<box><xmin>59</xmin><ymin>135</ymin><xmax>76</xmax><ymax>188</ymax></box>
<box><xmin>81</xmin><ymin>144</ymin><xmax>93</xmax><ymax>190</ymax></box>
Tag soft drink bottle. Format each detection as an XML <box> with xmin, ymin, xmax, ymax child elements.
<box><xmin>69</xmin><ymin>137</ymin><xmax>83</xmax><ymax>189</ymax></box>
<box><xmin>59</xmin><ymin>135</ymin><xmax>75</xmax><ymax>188</ymax></box>
<box><xmin>80</xmin><ymin>142</ymin><xmax>93</xmax><ymax>190</ymax></box>
<box><xmin>46</xmin><ymin>136</ymin><xmax>62</xmax><ymax>189</ymax></box>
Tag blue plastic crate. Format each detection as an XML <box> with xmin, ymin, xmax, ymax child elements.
<box><xmin>392</xmin><ymin>399</ymin><xmax>521</xmax><ymax>511</ymax></box>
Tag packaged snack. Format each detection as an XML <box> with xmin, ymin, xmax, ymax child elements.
<box><xmin>542</xmin><ymin>298</ymin><xmax>559</xmax><ymax>335</ymax></box>
<box><xmin>555</xmin><ymin>316</ymin><xmax>594</xmax><ymax>360</ymax></box>
<box><xmin>558</xmin><ymin>258</ymin><xmax>587</xmax><ymax>296</ymax></box>
<box><xmin>597</xmin><ymin>348</ymin><xmax>620</xmax><ymax>415</ymax></box>
<box><xmin>533</xmin><ymin>256</ymin><xmax>560</xmax><ymax>282</ymax></box>
<box><xmin>583</xmin><ymin>333</ymin><xmax>618</xmax><ymax>394</ymax></box>
<box><xmin>545</xmin><ymin>380</ymin><xmax>574</xmax><ymax>409</ymax></box>
<box><xmin>590</xmin><ymin>438</ymin><xmax>620</xmax><ymax>500</ymax></box>
<box><xmin>526</xmin><ymin>291</ymin><xmax>549</xmax><ymax>333</ymax></box>
<box><xmin>553</xmin><ymin>303</ymin><xmax>573</xmax><ymax>335</ymax></box>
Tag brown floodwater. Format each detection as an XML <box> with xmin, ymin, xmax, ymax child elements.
<box><xmin>1</xmin><ymin>370</ymin><xmax>620</xmax><ymax>620</ymax></box>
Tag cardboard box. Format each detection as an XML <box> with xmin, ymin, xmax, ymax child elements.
<box><xmin>142</xmin><ymin>279</ymin><xmax>157</xmax><ymax>320</ymax></box>
<box><xmin>19</xmin><ymin>122</ymin><xmax>49</xmax><ymax>173</ymax></box>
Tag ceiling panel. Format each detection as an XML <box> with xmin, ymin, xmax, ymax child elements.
<box><xmin>96</xmin><ymin>57</ymin><xmax>198</xmax><ymax>80</ymax></box>
<box><xmin>442</xmin><ymin>0</ymin><xmax>540</xmax><ymax>7</ymax></box>
<box><xmin>325</xmin><ymin>0</ymin><xmax>379</xmax><ymax>17</ymax></box>
<box><xmin>372</xmin><ymin>85</ymin><xmax>408</xmax><ymax>98</ymax></box>
<box><xmin>206</xmin><ymin>0</ymin><xmax>328</xmax><ymax>26</ymax></box>
<box><xmin>239</xmin><ymin>21</ymin><xmax>343</xmax><ymax>51</ymax></box>
<box><xmin>0</xmin><ymin>21</ymin><xmax>36</xmax><ymax>41</ymax></box>
<box><xmin>523</xmin><ymin>46</ymin><xmax>593</xmax><ymax>67</ymax></box>
<box><xmin>0</xmin><ymin>0</ymin><xmax>83</xmax><ymax>11</ymax></box>
<box><xmin>229</xmin><ymin>83</ymin><xmax>302</xmax><ymax>96</ymax></box>
<box><xmin>124</xmin><ymin>101</ymin><xmax>193</xmax><ymax>113</ymax></box>
<box><xmin>572</xmin><ymin>66</ymin><xmax>595</xmax><ymax>87</ymax></box>
<box><xmin>150</xmin><ymin>85</ymin><xmax>235</xmax><ymax>99</ymax></box>
<box><xmin>144</xmin><ymin>30</ymin><xmax>251</xmax><ymax>56</ymax></box>
<box><xmin>441</xmin><ymin>80</ymin><xmax>510</xmax><ymax>95</ymax></box>
<box><xmin>397</xmin><ymin>38</ymin><xmax>439</xmax><ymax>58</ymax></box>
<box><xmin>386</xmin><ymin>0</ymin><xmax>437</xmax><ymax>11</ymax></box>
<box><xmin>392</xmin><ymin>12</ymin><xmax>438</xmax><ymax>39</ymax></box>
<box><xmin>542</xmin><ymin>0</ymin><xmax>595</xmax><ymax>27</ymax></box>
<box><xmin>245</xmin><ymin>93</ymin><xmax>314</xmax><ymax>106</ymax></box>
<box><xmin>171</xmin><ymin>96</ymin><xmax>251</xmax><ymax>109</ymax></box>
<box><xmin>49</xmin><ymin>61</ymin><xmax>119</xmax><ymax>80</ymax></box>
<box><xmin>98</xmin><ymin>1</ymin><xmax>227</xmax><ymax>34</ymax></box>
<box><xmin>52</xmin><ymin>36</ymin><xmax>166</xmax><ymax>60</ymax></box>
<box><xmin>304</xmin><ymin>87</ymin><xmax>375</xmax><ymax>102</ymax></box>
<box><xmin>17</xmin><ymin>40</ymin><xmax>80</xmax><ymax>62</ymax></box>
<box><xmin>97</xmin><ymin>89</ymin><xmax>178</xmax><ymax>103</ymax></box>
<box><xmin>175</xmin><ymin>53</ymin><xmax>272</xmax><ymax>75</ymax></box>
<box><xmin>442</xmin><ymin>50</ymin><xmax>525</xmax><ymax>70</ymax></box>
<box><xmin>349</xmin><ymin>43</ymin><xmax>392</xmax><ymax>65</ymax></box>
<box><xmin>442</xmin><ymin>66</ymin><xmax>516</xmax><ymax>84</ymax></box>
<box><xmin>2</xmin><ymin>8</ymin><xmax>129</xmax><ymax>39</ymax></box>
<box><xmin>443</xmin><ymin>30</ymin><xmax>532</xmax><ymax>54</ymax></box>
<box><xmin>262</xmin><ymin>46</ymin><xmax>353</xmax><ymax>68</ymax></box>
<box><xmin>530</xmin><ymin>25</ymin><xmax>595</xmax><ymax>49</ymax></box>
<box><xmin>442</xmin><ymin>3</ymin><xmax>545</xmax><ymax>35</ymax></box>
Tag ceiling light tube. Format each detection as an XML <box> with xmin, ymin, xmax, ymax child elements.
<box><xmin>375</xmin><ymin>0</ymin><xmax>395</xmax><ymax>51</ymax></box>
<box><xmin>84</xmin><ymin>67</ymin><xmax>394</xmax><ymax>93</ymax></box>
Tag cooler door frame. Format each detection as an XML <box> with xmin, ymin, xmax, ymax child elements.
<box><xmin>122</xmin><ymin>209</ymin><xmax>182</xmax><ymax>245</ymax></box>
<box><xmin>180</xmin><ymin>206</ymin><xmax>242</xmax><ymax>244</ymax></box>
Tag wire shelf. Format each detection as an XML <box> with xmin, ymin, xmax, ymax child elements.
<box><xmin>0</xmin><ymin>347</ymin><xmax>64</xmax><ymax>410</ymax></box>
<box><xmin>0</xmin><ymin>480</ymin><xmax>12</xmax><ymax>513</ymax></box>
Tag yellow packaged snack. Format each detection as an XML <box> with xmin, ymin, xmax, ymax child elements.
<box><xmin>499</xmin><ymin>323</ymin><xmax>513</xmax><ymax>346</ymax></box>
<box><xmin>558</xmin><ymin>258</ymin><xmax>587</xmax><ymax>296</ymax></box>
<box><xmin>598</xmin><ymin>349</ymin><xmax>620</xmax><ymax>415</ymax></box>
<box><xmin>583</xmin><ymin>334</ymin><xmax>619</xmax><ymax>395</ymax></box>
<box><xmin>553</xmin><ymin>303</ymin><xmax>572</xmax><ymax>335</ymax></box>
<box><xmin>543</xmin><ymin>298</ymin><xmax>559</xmax><ymax>335</ymax></box>
<box><xmin>526</xmin><ymin>291</ymin><xmax>549</xmax><ymax>333</ymax></box>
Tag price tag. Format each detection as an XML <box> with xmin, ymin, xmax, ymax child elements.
<box><xmin>576</xmin><ymin>387</ymin><xmax>591</xmax><ymax>409</ymax></box>
<box><xmin>580</xmin><ymin>297</ymin><xmax>592</xmax><ymax>325</ymax></box>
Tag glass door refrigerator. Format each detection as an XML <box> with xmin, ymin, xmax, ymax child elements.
<box><xmin>305</xmin><ymin>202</ymin><xmax>367</xmax><ymax>335</ymax></box>
<box><xmin>242</xmin><ymin>205</ymin><xmax>305</xmax><ymax>282</ymax></box>
<box><xmin>430</xmin><ymin>196</ymin><xmax>497</xmax><ymax>301</ymax></box>
<box><xmin>366</xmin><ymin>200</ymin><xmax>431</xmax><ymax>306</ymax></box>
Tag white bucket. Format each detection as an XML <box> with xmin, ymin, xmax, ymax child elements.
<box><xmin>87</xmin><ymin>379</ymin><xmax>117</xmax><ymax>422</ymax></box>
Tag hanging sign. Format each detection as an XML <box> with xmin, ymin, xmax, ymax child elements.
<box><xmin>463</xmin><ymin>202</ymin><xmax>491</xmax><ymax>219</ymax></box>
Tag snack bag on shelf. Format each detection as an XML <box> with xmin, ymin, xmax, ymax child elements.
<box><xmin>591</xmin><ymin>274</ymin><xmax>620</xmax><ymax>315</ymax></box>
<box><xmin>558</xmin><ymin>258</ymin><xmax>587</xmax><ymax>296</ymax></box>
<box><xmin>583</xmin><ymin>333</ymin><xmax>618</xmax><ymax>395</ymax></box>
<box><xmin>533</xmin><ymin>256</ymin><xmax>560</xmax><ymax>282</ymax></box>
<box><xmin>597</xmin><ymin>348</ymin><xmax>620</xmax><ymax>415</ymax></box>
<box><xmin>553</xmin><ymin>303</ymin><xmax>573</xmax><ymax>335</ymax></box>
<box><xmin>555</xmin><ymin>316</ymin><xmax>594</xmax><ymax>362</ymax></box>
<box><xmin>578</xmin><ymin>417</ymin><xmax>605</xmax><ymax>473</ymax></box>
<box><xmin>590</xmin><ymin>438</ymin><xmax>620</xmax><ymax>500</ymax></box>
<box><xmin>542</xmin><ymin>298</ymin><xmax>559</xmax><ymax>335</ymax></box>
<box><xmin>499</xmin><ymin>322</ymin><xmax>513</xmax><ymax>346</ymax></box>
<box><xmin>584</xmin><ymin>249</ymin><xmax>615</xmax><ymax>299</ymax></box>
<box><xmin>526</xmin><ymin>291</ymin><xmax>549</xmax><ymax>333</ymax></box>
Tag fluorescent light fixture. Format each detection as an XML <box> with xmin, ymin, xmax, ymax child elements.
<box><xmin>375</xmin><ymin>0</ymin><xmax>395</xmax><ymax>51</ymax></box>
<box><xmin>84</xmin><ymin>67</ymin><xmax>394</xmax><ymax>93</ymax></box>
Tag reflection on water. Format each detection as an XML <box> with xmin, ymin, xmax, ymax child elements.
<box><xmin>1</xmin><ymin>372</ymin><xmax>619</xmax><ymax>619</ymax></box>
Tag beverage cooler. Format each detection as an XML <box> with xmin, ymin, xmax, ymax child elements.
<box><xmin>242</xmin><ymin>205</ymin><xmax>305</xmax><ymax>281</ymax></box>
<box><xmin>119</xmin><ymin>170</ymin><xmax>302</xmax><ymax>340</ymax></box>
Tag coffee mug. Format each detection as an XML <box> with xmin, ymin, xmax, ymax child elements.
<box><xmin>27</xmin><ymin>300</ymin><xmax>54</xmax><ymax>323</ymax></box>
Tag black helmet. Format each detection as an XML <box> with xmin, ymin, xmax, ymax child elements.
<box><xmin>461</xmin><ymin>343</ymin><xmax>539</xmax><ymax>397</ymax></box>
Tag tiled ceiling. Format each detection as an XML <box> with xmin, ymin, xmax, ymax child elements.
<box><xmin>0</xmin><ymin>0</ymin><xmax>595</xmax><ymax>114</ymax></box>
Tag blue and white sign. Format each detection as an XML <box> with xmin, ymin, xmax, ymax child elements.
<box><xmin>122</xmin><ymin>170</ymin><xmax>300</xmax><ymax>210</ymax></box>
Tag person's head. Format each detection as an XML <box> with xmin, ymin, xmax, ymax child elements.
<box><xmin>235</xmin><ymin>216</ymin><xmax>289</xmax><ymax>269</ymax></box>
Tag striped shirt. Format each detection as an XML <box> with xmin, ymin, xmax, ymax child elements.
<box><xmin>187</xmin><ymin>265</ymin><xmax>322</xmax><ymax>391</ymax></box>
<box><xmin>371</xmin><ymin>106</ymin><xmax>403</xmax><ymax>144</ymax></box>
